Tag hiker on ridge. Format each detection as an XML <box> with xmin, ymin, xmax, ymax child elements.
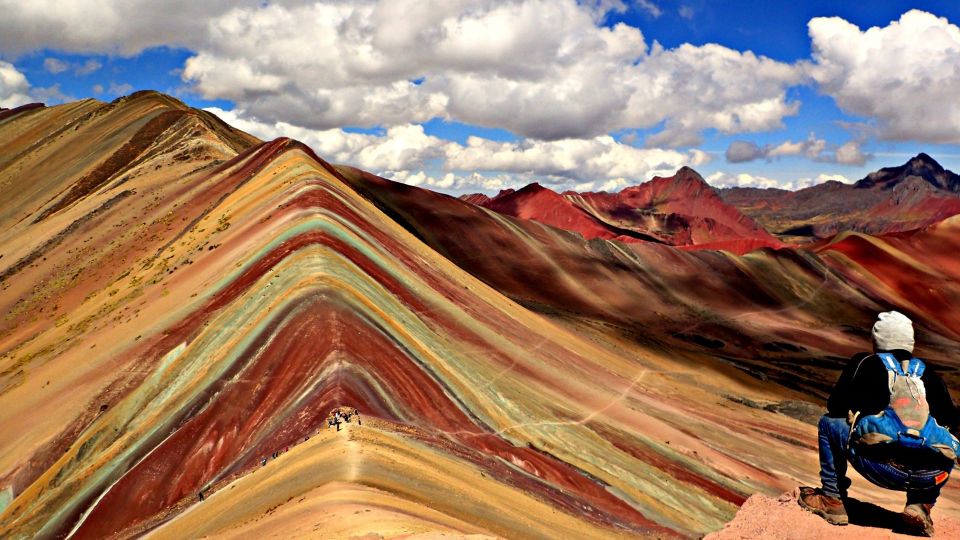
<box><xmin>799</xmin><ymin>311</ymin><xmax>960</xmax><ymax>536</ymax></box>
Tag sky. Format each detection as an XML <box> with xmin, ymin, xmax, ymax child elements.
<box><xmin>2</xmin><ymin>1</ymin><xmax>960</xmax><ymax>195</ymax></box>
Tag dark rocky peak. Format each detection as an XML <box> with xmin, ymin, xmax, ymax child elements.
<box><xmin>856</xmin><ymin>153</ymin><xmax>960</xmax><ymax>193</ymax></box>
<box><xmin>906</xmin><ymin>152</ymin><xmax>944</xmax><ymax>172</ymax></box>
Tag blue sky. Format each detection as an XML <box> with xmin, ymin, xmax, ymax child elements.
<box><xmin>2</xmin><ymin>1</ymin><xmax>960</xmax><ymax>193</ymax></box>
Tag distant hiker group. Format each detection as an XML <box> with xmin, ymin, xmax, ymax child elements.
<box><xmin>197</xmin><ymin>406</ymin><xmax>365</xmax><ymax>506</ymax></box>
<box><xmin>328</xmin><ymin>408</ymin><xmax>361</xmax><ymax>431</ymax></box>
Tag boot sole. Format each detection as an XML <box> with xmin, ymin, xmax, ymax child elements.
<box><xmin>797</xmin><ymin>497</ymin><xmax>849</xmax><ymax>525</ymax></box>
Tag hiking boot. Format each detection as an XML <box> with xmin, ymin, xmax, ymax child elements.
<box><xmin>798</xmin><ymin>487</ymin><xmax>848</xmax><ymax>525</ymax></box>
<box><xmin>902</xmin><ymin>503</ymin><xmax>934</xmax><ymax>537</ymax></box>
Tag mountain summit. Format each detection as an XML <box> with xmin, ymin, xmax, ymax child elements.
<box><xmin>722</xmin><ymin>153</ymin><xmax>960</xmax><ymax>238</ymax></box>
<box><xmin>856</xmin><ymin>152</ymin><xmax>960</xmax><ymax>192</ymax></box>
<box><xmin>464</xmin><ymin>167</ymin><xmax>782</xmax><ymax>253</ymax></box>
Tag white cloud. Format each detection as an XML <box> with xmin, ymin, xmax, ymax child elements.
<box><xmin>107</xmin><ymin>82</ymin><xmax>134</xmax><ymax>96</ymax></box>
<box><xmin>0</xmin><ymin>1</ymin><xmax>804</xmax><ymax>146</ymax></box>
<box><xmin>766</xmin><ymin>136</ymin><xmax>827</xmax><ymax>160</ymax></box>
<box><xmin>7</xmin><ymin>4</ymin><xmax>960</xmax><ymax>152</ymax></box>
<box><xmin>0</xmin><ymin>0</ymin><xmax>242</xmax><ymax>55</ymax></box>
<box><xmin>635</xmin><ymin>0</ymin><xmax>662</xmax><ymax>18</ymax></box>
<box><xmin>706</xmin><ymin>171</ymin><xmax>782</xmax><ymax>189</ymax></box>
<box><xmin>176</xmin><ymin>1</ymin><xmax>801</xmax><ymax>144</ymax></box>
<box><xmin>707</xmin><ymin>171</ymin><xmax>854</xmax><ymax>191</ymax></box>
<box><xmin>793</xmin><ymin>173</ymin><xmax>852</xmax><ymax>189</ymax></box>
<box><xmin>833</xmin><ymin>140</ymin><xmax>868</xmax><ymax>166</ymax></box>
<box><xmin>43</xmin><ymin>57</ymin><xmax>68</xmax><ymax>74</ymax></box>
<box><xmin>208</xmin><ymin>107</ymin><xmax>710</xmax><ymax>192</ymax></box>
<box><xmin>725</xmin><ymin>135</ymin><xmax>869</xmax><ymax>165</ymax></box>
<box><xmin>678</xmin><ymin>5</ymin><xmax>694</xmax><ymax>20</ymax></box>
<box><xmin>573</xmin><ymin>181</ymin><xmax>596</xmax><ymax>191</ymax></box>
<box><xmin>207</xmin><ymin>107</ymin><xmax>447</xmax><ymax>172</ymax></box>
<box><xmin>30</xmin><ymin>84</ymin><xmax>71</xmax><ymax>104</ymax></box>
<box><xmin>43</xmin><ymin>57</ymin><xmax>101</xmax><ymax>76</ymax></box>
<box><xmin>688</xmin><ymin>148</ymin><xmax>712</xmax><ymax>166</ymax></box>
<box><xmin>74</xmin><ymin>59</ymin><xmax>102</xmax><ymax>76</ymax></box>
<box><xmin>388</xmin><ymin>169</ymin><xmax>518</xmax><ymax>192</ymax></box>
<box><xmin>0</xmin><ymin>61</ymin><xmax>32</xmax><ymax>107</ymax></box>
<box><xmin>634</xmin><ymin>43</ymin><xmax>803</xmax><ymax>146</ymax></box>
<box><xmin>598</xmin><ymin>178</ymin><xmax>630</xmax><ymax>191</ymax></box>
<box><xmin>390</xmin><ymin>170</ymin><xmax>458</xmax><ymax>189</ymax></box>
<box><xmin>809</xmin><ymin>9</ymin><xmax>960</xmax><ymax>143</ymax></box>
<box><xmin>444</xmin><ymin>134</ymin><xmax>709</xmax><ymax>181</ymax></box>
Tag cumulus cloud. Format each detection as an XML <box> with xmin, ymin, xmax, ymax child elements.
<box><xmin>208</xmin><ymin>107</ymin><xmax>448</xmax><ymax>172</ymax></box>
<box><xmin>706</xmin><ymin>171</ymin><xmax>782</xmax><ymax>189</ymax></box>
<box><xmin>0</xmin><ymin>0</ymin><xmax>242</xmax><ymax>55</ymax></box>
<box><xmin>725</xmin><ymin>141</ymin><xmax>765</xmax><ymax>163</ymax></box>
<box><xmin>174</xmin><ymin>1</ymin><xmax>801</xmax><ymax>144</ymax></box>
<box><xmin>0</xmin><ymin>1</ymin><xmax>805</xmax><ymax>146</ymax></box>
<box><xmin>6</xmin><ymin>4</ymin><xmax>960</xmax><ymax>152</ymax></box>
<box><xmin>0</xmin><ymin>61</ymin><xmax>32</xmax><ymax>107</ymax></box>
<box><xmin>809</xmin><ymin>9</ymin><xmax>960</xmax><ymax>143</ymax></box>
<box><xmin>725</xmin><ymin>135</ymin><xmax>869</xmax><ymax>165</ymax></box>
<box><xmin>445</xmin><ymin>135</ymin><xmax>707</xmax><ymax>180</ymax></box>
<box><xmin>209</xmin><ymin>107</ymin><xmax>709</xmax><ymax>191</ymax></box>
<box><xmin>707</xmin><ymin>171</ymin><xmax>853</xmax><ymax>191</ymax></box>
<box><xmin>382</xmin><ymin>170</ymin><xmax>520</xmax><ymax>191</ymax></box>
<box><xmin>793</xmin><ymin>173</ymin><xmax>853</xmax><ymax>189</ymax></box>
<box><xmin>832</xmin><ymin>141</ymin><xmax>869</xmax><ymax>166</ymax></box>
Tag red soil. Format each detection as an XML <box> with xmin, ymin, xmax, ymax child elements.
<box><xmin>483</xmin><ymin>182</ymin><xmax>638</xmax><ymax>242</ymax></box>
<box><xmin>469</xmin><ymin>168</ymin><xmax>781</xmax><ymax>254</ymax></box>
<box><xmin>708</xmin><ymin>488</ymin><xmax>960</xmax><ymax>539</ymax></box>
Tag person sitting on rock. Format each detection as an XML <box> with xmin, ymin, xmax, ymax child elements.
<box><xmin>799</xmin><ymin>311</ymin><xmax>960</xmax><ymax>536</ymax></box>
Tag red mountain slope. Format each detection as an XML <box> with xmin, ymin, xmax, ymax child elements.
<box><xmin>465</xmin><ymin>167</ymin><xmax>782</xmax><ymax>254</ymax></box>
<box><xmin>483</xmin><ymin>182</ymin><xmax>664</xmax><ymax>244</ymax></box>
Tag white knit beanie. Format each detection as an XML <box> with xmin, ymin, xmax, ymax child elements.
<box><xmin>872</xmin><ymin>311</ymin><xmax>915</xmax><ymax>353</ymax></box>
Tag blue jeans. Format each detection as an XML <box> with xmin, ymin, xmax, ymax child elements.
<box><xmin>818</xmin><ymin>415</ymin><xmax>943</xmax><ymax>505</ymax></box>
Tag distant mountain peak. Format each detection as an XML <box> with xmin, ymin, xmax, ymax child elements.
<box><xmin>676</xmin><ymin>165</ymin><xmax>705</xmax><ymax>177</ymax></box>
<box><xmin>856</xmin><ymin>152</ymin><xmax>959</xmax><ymax>192</ymax></box>
<box><xmin>905</xmin><ymin>152</ymin><xmax>945</xmax><ymax>174</ymax></box>
<box><xmin>516</xmin><ymin>181</ymin><xmax>548</xmax><ymax>193</ymax></box>
<box><xmin>910</xmin><ymin>152</ymin><xmax>939</xmax><ymax>165</ymax></box>
<box><xmin>639</xmin><ymin>167</ymin><xmax>714</xmax><ymax>202</ymax></box>
<box><xmin>485</xmin><ymin>182</ymin><xmax>569</xmax><ymax>211</ymax></box>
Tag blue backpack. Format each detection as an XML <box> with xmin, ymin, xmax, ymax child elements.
<box><xmin>849</xmin><ymin>354</ymin><xmax>959</xmax><ymax>490</ymax></box>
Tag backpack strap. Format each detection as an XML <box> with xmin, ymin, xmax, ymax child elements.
<box><xmin>877</xmin><ymin>352</ymin><xmax>905</xmax><ymax>375</ymax></box>
<box><xmin>907</xmin><ymin>357</ymin><xmax>926</xmax><ymax>377</ymax></box>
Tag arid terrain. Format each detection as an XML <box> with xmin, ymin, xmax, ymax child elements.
<box><xmin>2</xmin><ymin>93</ymin><xmax>960</xmax><ymax>538</ymax></box>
